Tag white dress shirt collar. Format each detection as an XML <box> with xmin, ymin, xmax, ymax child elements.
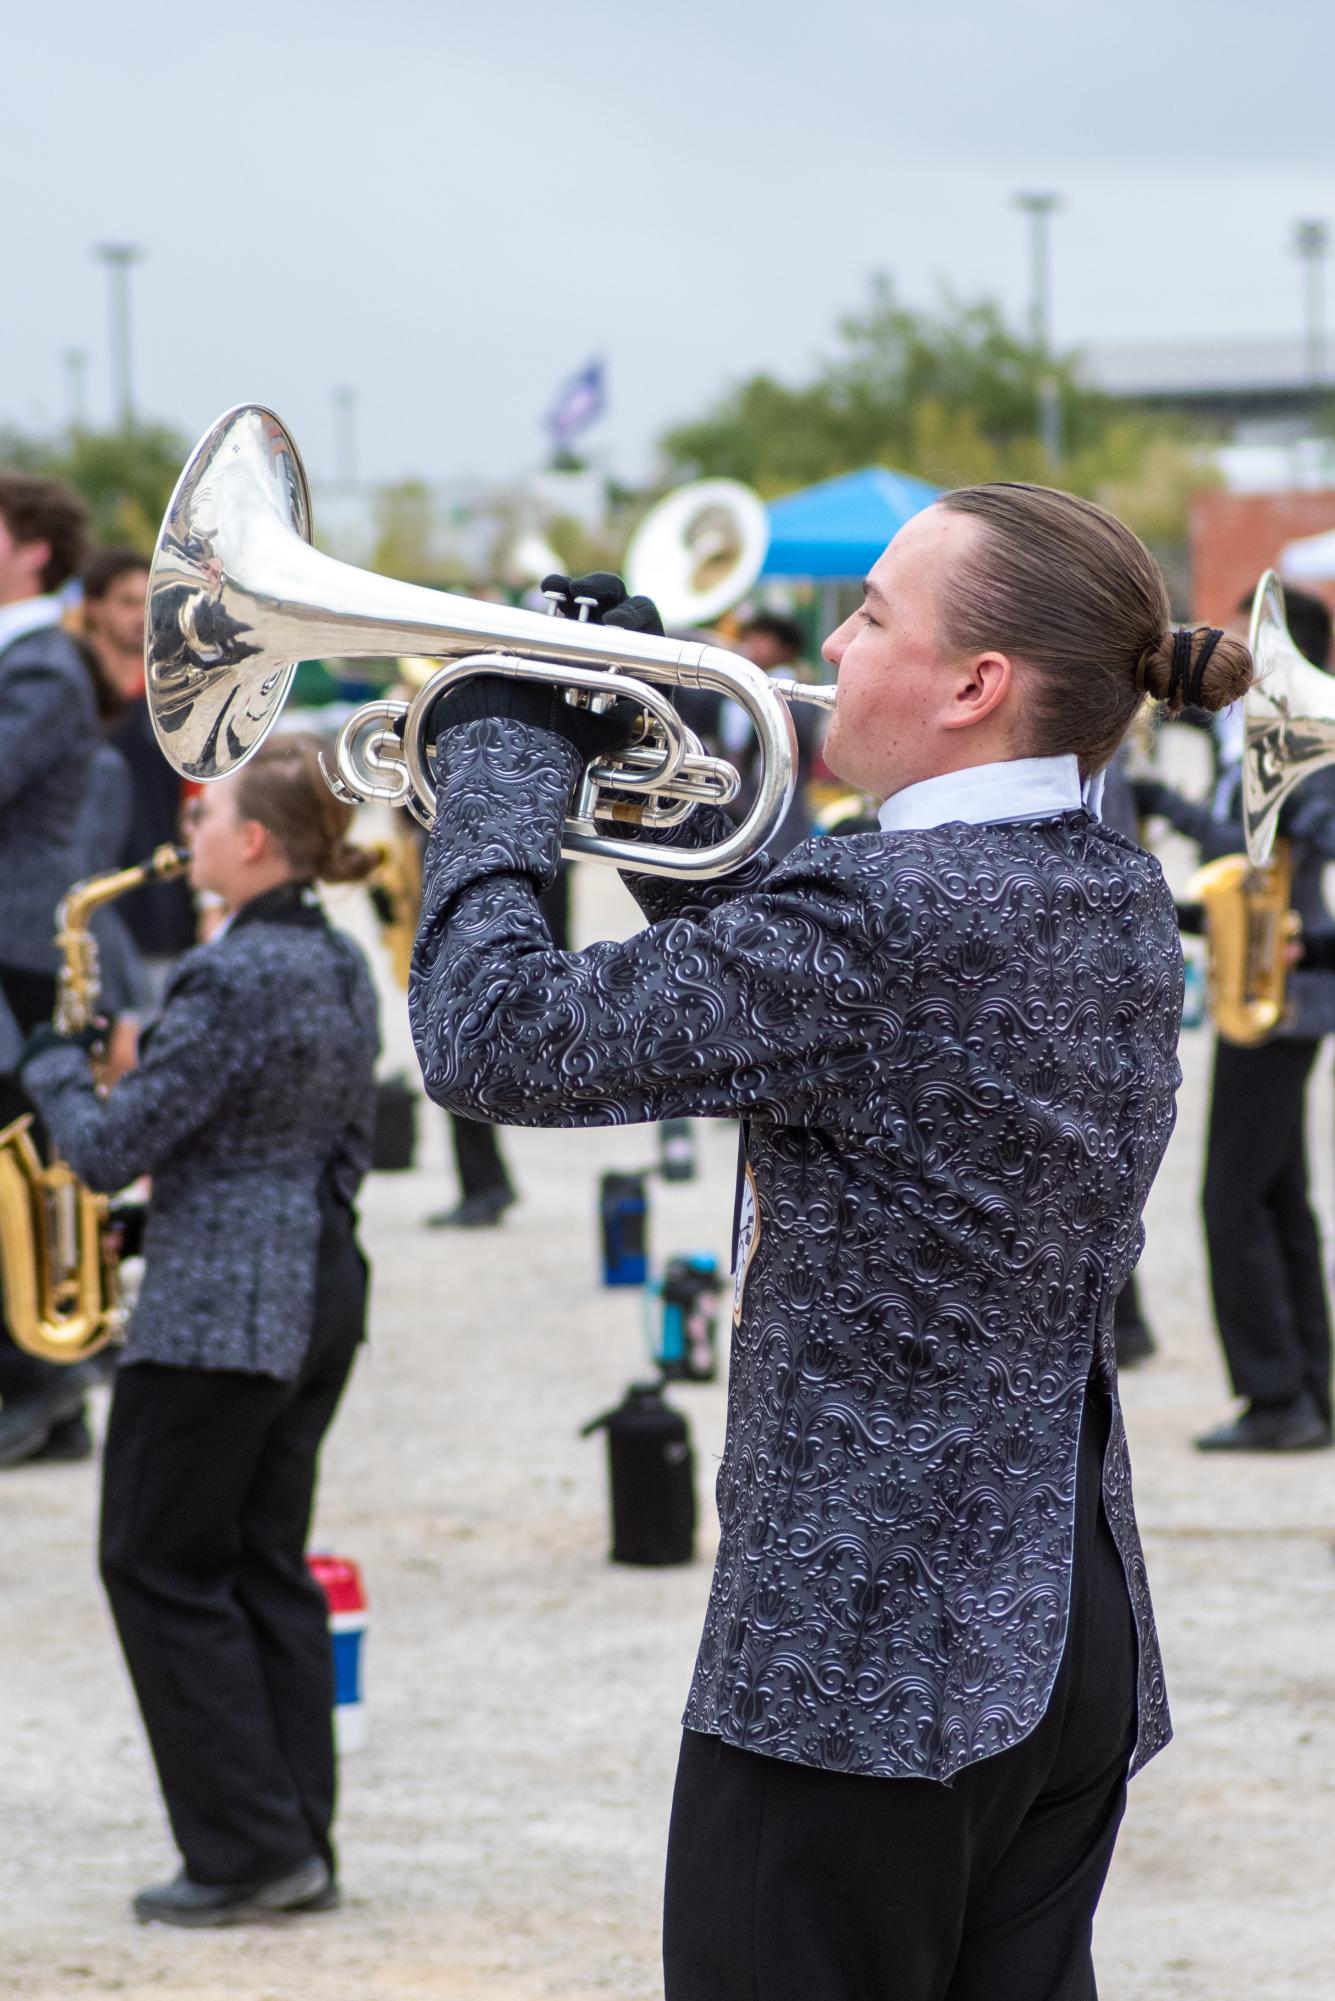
<box><xmin>0</xmin><ymin>595</ymin><xmax>63</xmax><ymax>654</ymax></box>
<box><xmin>877</xmin><ymin>753</ymin><xmax>1096</xmax><ymax>833</ymax></box>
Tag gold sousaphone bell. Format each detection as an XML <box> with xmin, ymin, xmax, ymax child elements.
<box><xmin>1188</xmin><ymin>571</ymin><xmax>1335</xmax><ymax>1044</ymax></box>
<box><xmin>144</xmin><ymin>406</ymin><xmax>833</xmax><ymax>880</ymax></box>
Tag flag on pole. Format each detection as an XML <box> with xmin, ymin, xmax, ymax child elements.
<box><xmin>545</xmin><ymin>358</ymin><xmax>606</xmax><ymax>449</ymax></box>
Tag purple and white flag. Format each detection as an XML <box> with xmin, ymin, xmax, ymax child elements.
<box><xmin>545</xmin><ymin>357</ymin><xmax>606</xmax><ymax>448</ymax></box>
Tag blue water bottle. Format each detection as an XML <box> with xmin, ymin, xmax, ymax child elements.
<box><xmin>1181</xmin><ymin>949</ymin><xmax>1206</xmax><ymax>1030</ymax></box>
<box><xmin>599</xmin><ymin>1172</ymin><xmax>649</xmax><ymax>1286</ymax></box>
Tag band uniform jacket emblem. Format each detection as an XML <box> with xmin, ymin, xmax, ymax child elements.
<box><xmin>732</xmin><ymin>1158</ymin><xmax>760</xmax><ymax>1327</ymax></box>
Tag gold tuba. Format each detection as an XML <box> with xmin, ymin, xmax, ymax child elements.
<box><xmin>1185</xmin><ymin>571</ymin><xmax>1335</xmax><ymax>1046</ymax></box>
<box><xmin>367</xmin><ymin>833</ymin><xmax>422</xmax><ymax>992</ymax></box>
<box><xmin>0</xmin><ymin>844</ymin><xmax>189</xmax><ymax>1364</ymax></box>
<box><xmin>1185</xmin><ymin>841</ymin><xmax>1298</xmax><ymax>1045</ymax></box>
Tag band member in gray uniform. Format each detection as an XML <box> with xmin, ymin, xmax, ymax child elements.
<box><xmin>407</xmin><ymin>497</ymin><xmax>1252</xmax><ymax>2001</ymax></box>
<box><xmin>0</xmin><ymin>471</ymin><xmax>99</xmax><ymax>1465</ymax></box>
<box><xmin>22</xmin><ymin>734</ymin><xmax>380</xmax><ymax>1928</ymax></box>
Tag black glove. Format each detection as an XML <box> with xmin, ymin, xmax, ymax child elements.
<box><xmin>19</xmin><ymin>1020</ymin><xmax>102</xmax><ymax>1075</ymax></box>
<box><xmin>427</xmin><ymin>573</ymin><xmax>664</xmax><ymax>765</ymax></box>
<box><xmin>538</xmin><ymin>571</ymin><xmax>665</xmax><ymax>640</ymax></box>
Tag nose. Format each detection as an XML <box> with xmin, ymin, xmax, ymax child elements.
<box><xmin>822</xmin><ymin>616</ymin><xmax>853</xmax><ymax>672</ymax></box>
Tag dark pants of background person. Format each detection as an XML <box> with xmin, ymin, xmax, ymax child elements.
<box><xmin>0</xmin><ymin>965</ymin><xmax>72</xmax><ymax>1404</ymax></box>
<box><xmin>1203</xmin><ymin>1035</ymin><xmax>1332</xmax><ymax>1423</ymax></box>
<box><xmin>663</xmin><ymin>1389</ymin><xmax>1137</xmax><ymax>2001</ymax></box>
<box><xmin>99</xmin><ymin>1207</ymin><xmax>367</xmax><ymax>1885</ymax></box>
<box><xmin>450</xmin><ymin>1110</ymin><xmax>515</xmax><ymax>1203</ymax></box>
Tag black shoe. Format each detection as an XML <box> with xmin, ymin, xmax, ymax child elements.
<box><xmin>426</xmin><ymin>1190</ymin><xmax>516</xmax><ymax>1229</ymax></box>
<box><xmin>30</xmin><ymin>1413</ymin><xmax>93</xmax><ymax>1462</ymax></box>
<box><xmin>1115</xmin><ymin>1321</ymin><xmax>1157</xmax><ymax>1368</ymax></box>
<box><xmin>292</xmin><ymin>1877</ymin><xmax>342</xmax><ymax>1912</ymax></box>
<box><xmin>0</xmin><ymin>1381</ymin><xmax>90</xmax><ymax>1469</ymax></box>
<box><xmin>133</xmin><ymin>1856</ymin><xmax>329</xmax><ymax>1928</ymax></box>
<box><xmin>1195</xmin><ymin>1397</ymin><xmax>1333</xmax><ymax>1454</ymax></box>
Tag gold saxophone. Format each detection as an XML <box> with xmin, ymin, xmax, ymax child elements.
<box><xmin>0</xmin><ymin>844</ymin><xmax>190</xmax><ymax>1364</ymax></box>
<box><xmin>1186</xmin><ymin>840</ymin><xmax>1299</xmax><ymax>1046</ymax></box>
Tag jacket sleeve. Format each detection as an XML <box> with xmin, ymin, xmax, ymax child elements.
<box><xmin>615</xmin><ymin>807</ymin><xmax>781</xmax><ymax>925</ymax></box>
<box><xmin>1281</xmin><ymin>771</ymin><xmax>1335</xmax><ymax>861</ymax></box>
<box><xmin>408</xmin><ymin>718</ymin><xmax>912</xmax><ymax>1131</ymax></box>
<box><xmin>0</xmin><ymin>647</ymin><xmax>79</xmax><ymax>812</ymax></box>
<box><xmin>327</xmin><ymin>946</ymin><xmax>381</xmax><ymax>1207</ymax></box>
<box><xmin>1144</xmin><ymin>781</ymin><xmax>1219</xmax><ymax>847</ymax></box>
<box><xmin>23</xmin><ymin>953</ymin><xmax>250</xmax><ymax>1190</ymax></box>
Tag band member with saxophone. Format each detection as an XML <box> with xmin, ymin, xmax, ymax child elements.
<box><xmin>406</xmin><ymin>493</ymin><xmax>1252</xmax><ymax>2000</ymax></box>
<box><xmin>1137</xmin><ymin>583</ymin><xmax>1335</xmax><ymax>1453</ymax></box>
<box><xmin>20</xmin><ymin>733</ymin><xmax>380</xmax><ymax>1926</ymax></box>
<box><xmin>0</xmin><ymin>471</ymin><xmax>100</xmax><ymax>1467</ymax></box>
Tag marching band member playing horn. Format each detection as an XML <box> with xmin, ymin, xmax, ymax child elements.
<box><xmin>408</xmin><ymin>503</ymin><xmax>1251</xmax><ymax>2001</ymax></box>
<box><xmin>20</xmin><ymin>732</ymin><xmax>380</xmax><ymax>1928</ymax></box>
<box><xmin>1136</xmin><ymin>583</ymin><xmax>1335</xmax><ymax>1453</ymax></box>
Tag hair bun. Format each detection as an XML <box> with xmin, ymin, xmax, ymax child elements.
<box><xmin>323</xmin><ymin>838</ymin><xmax>381</xmax><ymax>886</ymax></box>
<box><xmin>1135</xmin><ymin>625</ymin><xmax>1254</xmax><ymax>716</ymax></box>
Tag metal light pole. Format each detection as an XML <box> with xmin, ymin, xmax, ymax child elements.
<box><xmin>333</xmin><ymin>385</ymin><xmax>358</xmax><ymax>484</ymax></box>
<box><xmin>1293</xmin><ymin>218</ymin><xmax>1330</xmax><ymax>387</ymax></box>
<box><xmin>1014</xmin><ymin>191</ymin><xmax>1063</xmax><ymax>463</ymax></box>
<box><xmin>93</xmin><ymin>242</ymin><xmax>143</xmax><ymax>432</ymax></box>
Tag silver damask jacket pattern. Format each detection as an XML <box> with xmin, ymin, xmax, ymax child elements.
<box><xmin>25</xmin><ymin>896</ymin><xmax>380</xmax><ymax>1381</ymax></box>
<box><xmin>409</xmin><ymin>719</ymin><xmax>1183</xmax><ymax>1783</ymax></box>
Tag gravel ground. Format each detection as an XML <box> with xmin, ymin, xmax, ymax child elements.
<box><xmin>2</xmin><ymin>842</ymin><xmax>1334</xmax><ymax>2000</ymax></box>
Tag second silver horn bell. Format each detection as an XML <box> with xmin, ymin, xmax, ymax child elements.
<box><xmin>145</xmin><ymin>405</ymin><xmax>832</xmax><ymax>881</ymax></box>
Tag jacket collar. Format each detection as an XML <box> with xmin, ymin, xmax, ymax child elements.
<box><xmin>877</xmin><ymin>754</ymin><xmax>1097</xmax><ymax>833</ymax></box>
<box><xmin>0</xmin><ymin>595</ymin><xmax>63</xmax><ymax>655</ymax></box>
<box><xmin>224</xmin><ymin>881</ymin><xmax>326</xmax><ymax>934</ymax></box>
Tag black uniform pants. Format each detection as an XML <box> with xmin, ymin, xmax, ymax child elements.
<box><xmin>663</xmin><ymin>1392</ymin><xmax>1137</xmax><ymax>2001</ymax></box>
<box><xmin>0</xmin><ymin>965</ymin><xmax>67</xmax><ymax>1403</ymax></box>
<box><xmin>99</xmin><ymin>1222</ymin><xmax>366</xmax><ymax>1885</ymax></box>
<box><xmin>1202</xmin><ymin>1035</ymin><xmax>1332</xmax><ymax>1421</ymax></box>
<box><xmin>450</xmin><ymin>1110</ymin><xmax>515</xmax><ymax>1202</ymax></box>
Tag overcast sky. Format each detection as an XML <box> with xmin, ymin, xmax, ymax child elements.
<box><xmin>6</xmin><ymin>0</ymin><xmax>1335</xmax><ymax>488</ymax></box>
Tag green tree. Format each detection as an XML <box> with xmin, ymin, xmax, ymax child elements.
<box><xmin>659</xmin><ymin>275</ymin><xmax>1218</xmax><ymax>549</ymax></box>
<box><xmin>0</xmin><ymin>422</ymin><xmax>189</xmax><ymax>550</ymax></box>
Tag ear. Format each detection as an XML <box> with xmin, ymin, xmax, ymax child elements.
<box><xmin>238</xmin><ymin>818</ymin><xmax>270</xmax><ymax>864</ymax></box>
<box><xmin>21</xmin><ymin>537</ymin><xmax>52</xmax><ymax>588</ymax></box>
<box><xmin>940</xmin><ymin>650</ymin><xmax>1014</xmax><ymax>733</ymax></box>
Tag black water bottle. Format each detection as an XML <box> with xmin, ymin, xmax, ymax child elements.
<box><xmin>581</xmin><ymin>1382</ymin><xmax>696</xmax><ymax>1566</ymax></box>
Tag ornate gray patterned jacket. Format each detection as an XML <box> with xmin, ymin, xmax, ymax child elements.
<box><xmin>410</xmin><ymin>719</ymin><xmax>1182</xmax><ymax>1783</ymax></box>
<box><xmin>0</xmin><ymin>622</ymin><xmax>98</xmax><ymax>976</ymax></box>
<box><xmin>25</xmin><ymin>888</ymin><xmax>380</xmax><ymax>1380</ymax></box>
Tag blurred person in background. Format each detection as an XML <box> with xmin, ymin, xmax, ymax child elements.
<box><xmin>69</xmin><ymin>590</ymin><xmax>155</xmax><ymax>1082</ymax></box>
<box><xmin>722</xmin><ymin>611</ymin><xmax>824</xmax><ymax>858</ymax></box>
<box><xmin>80</xmin><ymin>545</ymin><xmax>151</xmax><ymax>703</ymax></box>
<box><xmin>1100</xmin><ymin>745</ymin><xmax>1159</xmax><ymax>1369</ymax></box>
<box><xmin>82</xmin><ymin>549</ymin><xmax>199</xmax><ymax>996</ymax></box>
<box><xmin>1137</xmin><ymin>582</ymin><xmax>1335</xmax><ymax>1452</ymax></box>
<box><xmin>20</xmin><ymin>733</ymin><xmax>380</xmax><ymax>1925</ymax></box>
<box><xmin>0</xmin><ymin>470</ymin><xmax>100</xmax><ymax>1468</ymax></box>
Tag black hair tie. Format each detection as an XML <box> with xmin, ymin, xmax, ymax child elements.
<box><xmin>1185</xmin><ymin>627</ymin><xmax>1223</xmax><ymax>709</ymax></box>
<box><xmin>1167</xmin><ymin>627</ymin><xmax>1193</xmax><ymax>709</ymax></box>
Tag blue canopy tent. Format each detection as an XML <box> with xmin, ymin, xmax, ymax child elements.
<box><xmin>760</xmin><ymin>467</ymin><xmax>939</xmax><ymax>580</ymax></box>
